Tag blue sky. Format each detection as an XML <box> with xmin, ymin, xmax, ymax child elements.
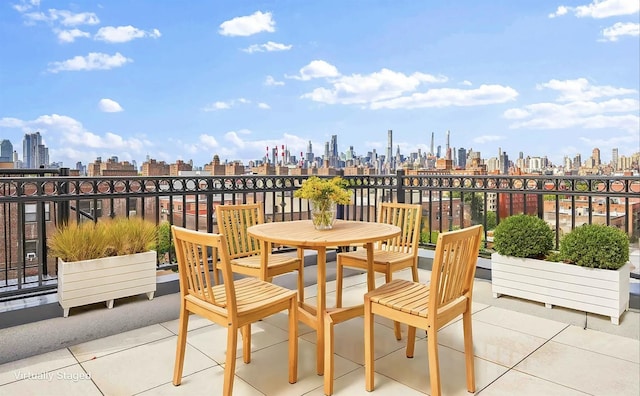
<box><xmin>1</xmin><ymin>0</ymin><xmax>638</xmax><ymax>168</ymax></box>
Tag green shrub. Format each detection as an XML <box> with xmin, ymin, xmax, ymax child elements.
<box><xmin>559</xmin><ymin>224</ymin><xmax>629</xmax><ymax>270</ymax></box>
<box><xmin>493</xmin><ymin>214</ymin><xmax>554</xmax><ymax>258</ymax></box>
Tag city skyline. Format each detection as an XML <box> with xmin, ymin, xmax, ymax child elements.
<box><xmin>0</xmin><ymin>1</ymin><xmax>638</xmax><ymax>168</ymax></box>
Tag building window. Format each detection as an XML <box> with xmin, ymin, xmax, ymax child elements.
<box><xmin>25</xmin><ymin>240</ymin><xmax>37</xmax><ymax>261</ymax></box>
<box><xmin>78</xmin><ymin>200</ymin><xmax>102</xmax><ymax>218</ymax></box>
<box><xmin>25</xmin><ymin>203</ymin><xmax>50</xmax><ymax>223</ymax></box>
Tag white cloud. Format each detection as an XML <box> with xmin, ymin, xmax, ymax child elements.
<box><xmin>203</xmin><ymin>101</ymin><xmax>231</xmax><ymax>111</ymax></box>
<box><xmin>3</xmin><ymin>114</ymin><xmax>143</xmax><ymax>151</ymax></box>
<box><xmin>202</xmin><ymin>98</ymin><xmax>252</xmax><ymax>111</ymax></box>
<box><xmin>258</xmin><ymin>103</ymin><xmax>271</xmax><ymax>109</ymax></box>
<box><xmin>288</xmin><ymin>60</ymin><xmax>340</xmax><ymax>80</ymax></box>
<box><xmin>21</xmin><ymin>8</ymin><xmax>99</xmax><ymax>26</ymax></box>
<box><xmin>473</xmin><ymin>135</ymin><xmax>504</xmax><ymax>144</ymax></box>
<box><xmin>219</xmin><ymin>11</ymin><xmax>275</xmax><ymax>36</ymax></box>
<box><xmin>370</xmin><ymin>84</ymin><xmax>518</xmax><ymax>109</ymax></box>
<box><xmin>98</xmin><ymin>98</ymin><xmax>123</xmax><ymax>113</ymax></box>
<box><xmin>225</xmin><ymin>131</ymin><xmax>246</xmax><ymax>148</ymax></box>
<box><xmin>13</xmin><ymin>0</ymin><xmax>40</xmax><ymax>13</ymax></box>
<box><xmin>199</xmin><ymin>135</ymin><xmax>219</xmax><ymax>148</ymax></box>
<box><xmin>296</xmin><ymin>64</ymin><xmax>503</xmax><ymax>109</ymax></box>
<box><xmin>50</xmin><ymin>9</ymin><xmax>99</xmax><ymax>26</ymax></box>
<box><xmin>0</xmin><ymin>117</ymin><xmax>26</xmax><ymax>128</ymax></box>
<box><xmin>536</xmin><ymin>78</ymin><xmax>637</xmax><ymax>102</ymax></box>
<box><xmin>242</xmin><ymin>41</ymin><xmax>292</xmax><ymax>53</ymax></box>
<box><xmin>549</xmin><ymin>6</ymin><xmax>570</xmax><ymax>18</ymax></box>
<box><xmin>95</xmin><ymin>26</ymin><xmax>161</xmax><ymax>43</ymax></box>
<box><xmin>505</xmin><ymin>78</ymin><xmax>639</xmax><ymax>132</ymax></box>
<box><xmin>601</xmin><ymin>22</ymin><xmax>640</xmax><ymax>41</ymax></box>
<box><xmin>55</xmin><ymin>28</ymin><xmax>90</xmax><ymax>43</ymax></box>
<box><xmin>264</xmin><ymin>75</ymin><xmax>284</xmax><ymax>86</ymax></box>
<box><xmin>48</xmin><ymin>52</ymin><xmax>132</xmax><ymax>73</ymax></box>
<box><xmin>460</xmin><ymin>80</ymin><xmax>473</xmax><ymax>86</ymax></box>
<box><xmin>549</xmin><ymin>0</ymin><xmax>639</xmax><ymax>19</ymax></box>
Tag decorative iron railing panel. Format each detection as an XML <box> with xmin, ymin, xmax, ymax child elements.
<box><xmin>1</xmin><ymin>169</ymin><xmax>638</xmax><ymax>301</ymax></box>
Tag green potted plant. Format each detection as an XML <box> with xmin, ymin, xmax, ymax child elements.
<box><xmin>294</xmin><ymin>176</ymin><xmax>351</xmax><ymax>230</ymax></box>
<box><xmin>49</xmin><ymin>217</ymin><xmax>158</xmax><ymax>317</ymax></box>
<box><xmin>492</xmin><ymin>214</ymin><xmax>554</xmax><ymax>259</ymax></box>
<box><xmin>491</xmin><ymin>215</ymin><xmax>631</xmax><ymax>325</ymax></box>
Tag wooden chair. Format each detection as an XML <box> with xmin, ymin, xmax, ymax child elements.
<box><xmin>364</xmin><ymin>225</ymin><xmax>483</xmax><ymax>396</ymax></box>
<box><xmin>171</xmin><ymin>226</ymin><xmax>298</xmax><ymax>396</ymax></box>
<box><xmin>335</xmin><ymin>202</ymin><xmax>422</xmax><ymax>339</ymax></box>
<box><xmin>215</xmin><ymin>203</ymin><xmax>305</xmax><ymax>302</ymax></box>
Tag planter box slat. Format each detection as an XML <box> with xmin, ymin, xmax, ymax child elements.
<box><xmin>491</xmin><ymin>264</ymin><xmax>621</xmax><ymax>290</ymax></box>
<box><xmin>492</xmin><ymin>272</ymin><xmax>621</xmax><ymax>300</ymax></box>
<box><xmin>491</xmin><ymin>253</ymin><xmax>630</xmax><ymax>325</ymax></box>
<box><xmin>63</xmin><ymin>263</ymin><xmax>155</xmax><ymax>283</ymax></box>
<box><xmin>493</xmin><ymin>278</ymin><xmax>621</xmax><ymax>307</ymax></box>
<box><xmin>58</xmin><ymin>251</ymin><xmax>157</xmax><ymax>317</ymax></box>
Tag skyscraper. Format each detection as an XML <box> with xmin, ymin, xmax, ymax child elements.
<box><xmin>386</xmin><ymin>130</ymin><xmax>393</xmax><ymax>170</ymax></box>
<box><xmin>612</xmin><ymin>148</ymin><xmax>619</xmax><ymax>170</ymax></box>
<box><xmin>0</xmin><ymin>140</ymin><xmax>13</xmax><ymax>162</ymax></box>
<box><xmin>23</xmin><ymin>132</ymin><xmax>48</xmax><ymax>168</ymax></box>
<box><xmin>330</xmin><ymin>135</ymin><xmax>338</xmax><ymax>167</ymax></box>
<box><xmin>458</xmin><ymin>147</ymin><xmax>467</xmax><ymax>169</ymax></box>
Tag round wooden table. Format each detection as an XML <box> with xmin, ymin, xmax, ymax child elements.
<box><xmin>248</xmin><ymin>219</ymin><xmax>401</xmax><ymax>394</ymax></box>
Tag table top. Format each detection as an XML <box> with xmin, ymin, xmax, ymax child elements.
<box><xmin>247</xmin><ymin>220</ymin><xmax>401</xmax><ymax>248</ymax></box>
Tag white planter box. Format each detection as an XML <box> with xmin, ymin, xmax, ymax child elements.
<box><xmin>491</xmin><ymin>253</ymin><xmax>630</xmax><ymax>325</ymax></box>
<box><xmin>57</xmin><ymin>250</ymin><xmax>157</xmax><ymax>317</ymax></box>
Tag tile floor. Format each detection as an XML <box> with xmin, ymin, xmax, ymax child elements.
<box><xmin>1</xmin><ymin>268</ymin><xmax>639</xmax><ymax>395</ymax></box>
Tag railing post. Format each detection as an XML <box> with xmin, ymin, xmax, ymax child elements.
<box><xmin>336</xmin><ymin>169</ymin><xmax>345</xmax><ymax>220</ymax></box>
<box><xmin>57</xmin><ymin>167</ymin><xmax>70</xmax><ymax>227</ymax></box>
<box><xmin>396</xmin><ymin>169</ymin><xmax>405</xmax><ymax>203</ymax></box>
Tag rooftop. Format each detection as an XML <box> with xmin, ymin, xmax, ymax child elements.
<box><xmin>0</xmin><ymin>260</ymin><xmax>638</xmax><ymax>395</ymax></box>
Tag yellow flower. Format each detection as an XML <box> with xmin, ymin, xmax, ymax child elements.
<box><xmin>294</xmin><ymin>176</ymin><xmax>351</xmax><ymax>205</ymax></box>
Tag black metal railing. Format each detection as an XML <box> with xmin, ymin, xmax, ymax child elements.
<box><xmin>1</xmin><ymin>168</ymin><xmax>638</xmax><ymax>301</ymax></box>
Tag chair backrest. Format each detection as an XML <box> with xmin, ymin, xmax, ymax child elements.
<box><xmin>215</xmin><ymin>203</ymin><xmax>265</xmax><ymax>259</ymax></box>
<box><xmin>375</xmin><ymin>202</ymin><xmax>422</xmax><ymax>254</ymax></box>
<box><xmin>172</xmin><ymin>225</ymin><xmax>237</xmax><ymax>313</ymax></box>
<box><xmin>428</xmin><ymin>225</ymin><xmax>483</xmax><ymax>319</ymax></box>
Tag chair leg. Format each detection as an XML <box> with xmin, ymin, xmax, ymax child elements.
<box><xmin>172</xmin><ymin>306</ymin><xmax>189</xmax><ymax>386</ymax></box>
<box><xmin>288</xmin><ymin>296</ymin><xmax>298</xmax><ymax>384</ymax></box>
<box><xmin>297</xmin><ymin>248</ymin><xmax>305</xmax><ymax>303</ymax></box>
<box><xmin>406</xmin><ymin>326</ymin><xmax>417</xmax><ymax>358</ymax></box>
<box><xmin>224</xmin><ymin>325</ymin><xmax>238</xmax><ymax>396</ymax></box>
<box><xmin>386</xmin><ymin>271</ymin><xmax>402</xmax><ymax>340</ymax></box>
<box><xmin>462</xmin><ymin>309</ymin><xmax>476</xmax><ymax>393</ymax></box>
<box><xmin>364</xmin><ymin>300</ymin><xmax>375</xmax><ymax>391</ymax></box>
<box><xmin>323</xmin><ymin>312</ymin><xmax>335</xmax><ymax>395</ymax></box>
<box><xmin>427</xmin><ymin>327</ymin><xmax>441</xmax><ymax>396</ymax></box>
<box><xmin>213</xmin><ymin>264</ymin><xmax>220</xmax><ymax>285</ymax></box>
<box><xmin>335</xmin><ymin>259</ymin><xmax>344</xmax><ymax>308</ymax></box>
<box><xmin>411</xmin><ymin>263</ymin><xmax>419</xmax><ymax>282</ymax></box>
<box><xmin>242</xmin><ymin>324</ymin><xmax>251</xmax><ymax>364</ymax></box>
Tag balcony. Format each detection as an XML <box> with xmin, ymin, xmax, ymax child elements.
<box><xmin>0</xmin><ymin>261</ymin><xmax>638</xmax><ymax>395</ymax></box>
<box><xmin>0</xmin><ymin>171</ymin><xmax>638</xmax><ymax>394</ymax></box>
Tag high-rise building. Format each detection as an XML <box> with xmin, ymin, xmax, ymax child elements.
<box><xmin>306</xmin><ymin>140</ymin><xmax>314</xmax><ymax>163</ymax></box>
<box><xmin>500</xmin><ymin>150</ymin><xmax>509</xmax><ymax>174</ymax></box>
<box><xmin>592</xmin><ymin>148</ymin><xmax>601</xmax><ymax>166</ymax></box>
<box><xmin>23</xmin><ymin>132</ymin><xmax>48</xmax><ymax>168</ymax></box>
<box><xmin>612</xmin><ymin>148</ymin><xmax>619</xmax><ymax>170</ymax></box>
<box><xmin>458</xmin><ymin>147</ymin><xmax>467</xmax><ymax>169</ymax></box>
<box><xmin>386</xmin><ymin>130</ymin><xmax>393</xmax><ymax>170</ymax></box>
<box><xmin>330</xmin><ymin>135</ymin><xmax>338</xmax><ymax>167</ymax></box>
<box><xmin>430</xmin><ymin>132</ymin><xmax>435</xmax><ymax>156</ymax></box>
<box><xmin>0</xmin><ymin>140</ymin><xmax>13</xmax><ymax>162</ymax></box>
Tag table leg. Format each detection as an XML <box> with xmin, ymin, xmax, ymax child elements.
<box><xmin>316</xmin><ymin>246</ymin><xmax>327</xmax><ymax>375</ymax></box>
<box><xmin>366</xmin><ymin>242</ymin><xmax>375</xmax><ymax>291</ymax></box>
